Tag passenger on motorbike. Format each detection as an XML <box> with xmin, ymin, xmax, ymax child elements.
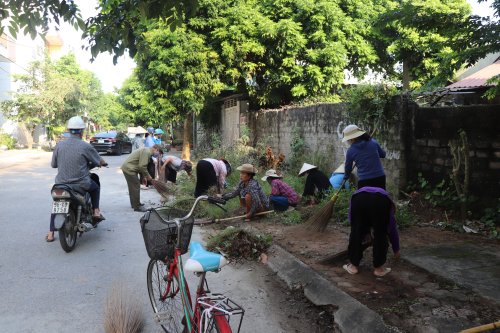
<box><xmin>46</xmin><ymin>116</ymin><xmax>107</xmax><ymax>242</ymax></box>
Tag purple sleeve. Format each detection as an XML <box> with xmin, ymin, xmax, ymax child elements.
<box><xmin>388</xmin><ymin>209</ymin><xmax>400</xmax><ymax>253</ymax></box>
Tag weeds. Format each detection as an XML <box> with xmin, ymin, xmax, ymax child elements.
<box><xmin>206</xmin><ymin>227</ymin><xmax>272</xmax><ymax>260</ymax></box>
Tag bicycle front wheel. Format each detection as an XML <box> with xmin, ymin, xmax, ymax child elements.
<box><xmin>147</xmin><ymin>259</ymin><xmax>184</xmax><ymax>333</ymax></box>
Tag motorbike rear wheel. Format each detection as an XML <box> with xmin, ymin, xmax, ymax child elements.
<box><xmin>59</xmin><ymin>210</ymin><xmax>77</xmax><ymax>252</ymax></box>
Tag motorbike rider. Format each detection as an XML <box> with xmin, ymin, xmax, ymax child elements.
<box><xmin>46</xmin><ymin>116</ymin><xmax>107</xmax><ymax>242</ymax></box>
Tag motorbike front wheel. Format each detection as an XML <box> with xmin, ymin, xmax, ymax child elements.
<box><xmin>59</xmin><ymin>210</ymin><xmax>77</xmax><ymax>252</ymax></box>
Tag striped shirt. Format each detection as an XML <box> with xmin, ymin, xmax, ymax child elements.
<box><xmin>51</xmin><ymin>137</ymin><xmax>101</xmax><ymax>190</ymax></box>
<box><xmin>270</xmin><ymin>179</ymin><xmax>300</xmax><ymax>205</ymax></box>
<box><xmin>223</xmin><ymin>179</ymin><xmax>270</xmax><ymax>216</ymax></box>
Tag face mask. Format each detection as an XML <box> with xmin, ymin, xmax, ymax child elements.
<box><xmin>153</xmin><ymin>152</ymin><xmax>160</xmax><ymax>157</ymax></box>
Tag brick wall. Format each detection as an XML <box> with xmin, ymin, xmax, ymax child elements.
<box><xmin>407</xmin><ymin>104</ymin><xmax>500</xmax><ymax>201</ymax></box>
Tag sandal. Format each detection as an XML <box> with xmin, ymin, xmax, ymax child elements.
<box><xmin>374</xmin><ymin>267</ymin><xmax>391</xmax><ymax>277</ymax></box>
<box><xmin>93</xmin><ymin>214</ymin><xmax>106</xmax><ymax>223</ymax></box>
<box><xmin>343</xmin><ymin>264</ymin><xmax>358</xmax><ymax>275</ymax></box>
<box><xmin>45</xmin><ymin>232</ymin><xmax>55</xmax><ymax>242</ymax></box>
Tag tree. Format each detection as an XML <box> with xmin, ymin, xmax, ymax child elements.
<box><xmin>0</xmin><ymin>53</ymin><xmax>104</xmax><ymax>148</ymax></box>
<box><xmin>135</xmin><ymin>21</ymin><xmax>224</xmax><ymax>160</ymax></box>
<box><xmin>372</xmin><ymin>0</ymin><xmax>473</xmax><ymax>90</ymax></box>
<box><xmin>0</xmin><ymin>0</ymin><xmax>84</xmax><ymax>39</ymax></box>
<box><xmin>189</xmin><ymin>0</ymin><xmax>382</xmax><ymax>107</ymax></box>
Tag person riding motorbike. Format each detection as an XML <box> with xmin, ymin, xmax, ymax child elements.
<box><xmin>46</xmin><ymin>116</ymin><xmax>107</xmax><ymax>242</ymax></box>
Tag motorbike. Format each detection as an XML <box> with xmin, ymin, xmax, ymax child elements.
<box><xmin>50</xmin><ymin>165</ymin><xmax>104</xmax><ymax>252</ymax></box>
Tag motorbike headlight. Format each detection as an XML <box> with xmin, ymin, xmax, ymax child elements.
<box><xmin>51</xmin><ymin>189</ymin><xmax>71</xmax><ymax>199</ymax></box>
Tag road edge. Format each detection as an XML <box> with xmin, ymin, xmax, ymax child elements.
<box><xmin>266</xmin><ymin>244</ymin><xmax>392</xmax><ymax>333</ymax></box>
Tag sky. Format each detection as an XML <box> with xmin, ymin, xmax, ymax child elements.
<box><xmin>59</xmin><ymin>0</ymin><xmax>136</xmax><ymax>93</ymax></box>
<box><xmin>58</xmin><ymin>0</ymin><xmax>495</xmax><ymax>93</ymax></box>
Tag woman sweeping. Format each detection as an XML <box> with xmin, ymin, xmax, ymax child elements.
<box><xmin>342</xmin><ymin>124</ymin><xmax>386</xmax><ymax>189</ymax></box>
<box><xmin>222</xmin><ymin>164</ymin><xmax>269</xmax><ymax>221</ymax></box>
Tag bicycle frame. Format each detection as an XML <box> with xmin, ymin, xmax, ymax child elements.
<box><xmin>152</xmin><ymin>195</ymin><xmax>243</xmax><ymax>333</ymax></box>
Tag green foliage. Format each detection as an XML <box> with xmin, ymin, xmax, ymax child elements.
<box><xmin>0</xmin><ymin>0</ymin><xmax>84</xmax><ymax>40</ymax></box>
<box><xmin>1</xmin><ymin>53</ymin><xmax>104</xmax><ymax>145</ymax></box>
<box><xmin>372</xmin><ymin>0</ymin><xmax>473</xmax><ymax>90</ymax></box>
<box><xmin>135</xmin><ymin>22</ymin><xmax>224</xmax><ymax>123</ymax></box>
<box><xmin>280</xmin><ymin>210</ymin><xmax>303</xmax><ymax>225</ymax></box>
<box><xmin>0</xmin><ymin>132</ymin><xmax>16</xmax><ymax>149</ymax></box>
<box><xmin>341</xmin><ymin>84</ymin><xmax>399</xmax><ymax>129</ymax></box>
<box><xmin>480</xmin><ymin>200</ymin><xmax>500</xmax><ymax>239</ymax></box>
<box><xmin>206</xmin><ymin>227</ymin><xmax>272</xmax><ymax>260</ymax></box>
<box><xmin>416</xmin><ymin>173</ymin><xmax>461</xmax><ymax>210</ymax></box>
<box><xmin>84</xmin><ymin>0</ymin><xmax>199</xmax><ymax>63</ymax></box>
<box><xmin>288</xmin><ymin>127</ymin><xmax>307</xmax><ymax>171</ymax></box>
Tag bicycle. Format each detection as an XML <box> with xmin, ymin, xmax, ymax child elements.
<box><xmin>140</xmin><ymin>195</ymin><xmax>244</xmax><ymax>333</ymax></box>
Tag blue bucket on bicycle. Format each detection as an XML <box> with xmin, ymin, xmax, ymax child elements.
<box><xmin>140</xmin><ymin>207</ymin><xmax>194</xmax><ymax>260</ymax></box>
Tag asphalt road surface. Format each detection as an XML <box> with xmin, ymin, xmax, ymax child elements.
<box><xmin>0</xmin><ymin>150</ymin><xmax>318</xmax><ymax>333</ymax></box>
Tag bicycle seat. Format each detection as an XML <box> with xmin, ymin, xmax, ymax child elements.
<box><xmin>184</xmin><ymin>241</ymin><xmax>228</xmax><ymax>273</ymax></box>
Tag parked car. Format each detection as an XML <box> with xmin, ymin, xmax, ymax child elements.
<box><xmin>89</xmin><ymin>131</ymin><xmax>133</xmax><ymax>155</ymax></box>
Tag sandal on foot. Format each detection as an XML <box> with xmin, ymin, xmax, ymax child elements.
<box><xmin>45</xmin><ymin>232</ymin><xmax>55</xmax><ymax>242</ymax></box>
<box><xmin>374</xmin><ymin>267</ymin><xmax>391</xmax><ymax>277</ymax></box>
<box><xmin>93</xmin><ymin>214</ymin><xmax>106</xmax><ymax>222</ymax></box>
<box><xmin>343</xmin><ymin>264</ymin><xmax>358</xmax><ymax>275</ymax></box>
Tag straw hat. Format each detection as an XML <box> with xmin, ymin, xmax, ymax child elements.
<box><xmin>334</xmin><ymin>163</ymin><xmax>345</xmax><ymax>174</ymax></box>
<box><xmin>342</xmin><ymin>124</ymin><xmax>366</xmax><ymax>143</ymax></box>
<box><xmin>261</xmin><ymin>169</ymin><xmax>282</xmax><ymax>181</ymax></box>
<box><xmin>236</xmin><ymin>163</ymin><xmax>258</xmax><ymax>174</ymax></box>
<box><xmin>298</xmin><ymin>163</ymin><xmax>317</xmax><ymax>176</ymax></box>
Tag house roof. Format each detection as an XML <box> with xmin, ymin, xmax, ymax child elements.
<box><xmin>447</xmin><ymin>58</ymin><xmax>500</xmax><ymax>90</ymax></box>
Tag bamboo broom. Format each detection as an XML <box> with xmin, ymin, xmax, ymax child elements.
<box><xmin>306</xmin><ymin>178</ymin><xmax>348</xmax><ymax>232</ymax></box>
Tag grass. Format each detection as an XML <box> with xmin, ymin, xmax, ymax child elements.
<box><xmin>206</xmin><ymin>227</ymin><xmax>273</xmax><ymax>260</ymax></box>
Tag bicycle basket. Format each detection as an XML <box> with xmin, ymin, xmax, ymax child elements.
<box><xmin>140</xmin><ymin>207</ymin><xmax>194</xmax><ymax>260</ymax></box>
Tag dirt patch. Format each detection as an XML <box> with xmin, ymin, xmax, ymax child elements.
<box><xmin>203</xmin><ymin>210</ymin><xmax>500</xmax><ymax>332</ymax></box>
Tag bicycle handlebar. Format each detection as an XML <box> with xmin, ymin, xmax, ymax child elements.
<box><xmin>177</xmin><ymin>195</ymin><xmax>227</xmax><ymax>223</ymax></box>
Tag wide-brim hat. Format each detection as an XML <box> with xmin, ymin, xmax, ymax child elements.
<box><xmin>237</xmin><ymin>163</ymin><xmax>258</xmax><ymax>174</ymax></box>
<box><xmin>261</xmin><ymin>169</ymin><xmax>282</xmax><ymax>181</ymax></box>
<box><xmin>298</xmin><ymin>163</ymin><xmax>317</xmax><ymax>176</ymax></box>
<box><xmin>334</xmin><ymin>163</ymin><xmax>345</xmax><ymax>174</ymax></box>
<box><xmin>342</xmin><ymin>124</ymin><xmax>366</xmax><ymax>143</ymax></box>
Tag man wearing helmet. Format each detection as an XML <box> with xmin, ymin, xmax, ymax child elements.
<box><xmin>47</xmin><ymin>116</ymin><xmax>107</xmax><ymax>241</ymax></box>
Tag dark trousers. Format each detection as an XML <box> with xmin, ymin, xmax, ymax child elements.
<box><xmin>194</xmin><ymin>160</ymin><xmax>217</xmax><ymax>197</ymax></box>
<box><xmin>358</xmin><ymin>175</ymin><xmax>386</xmax><ymax>190</ymax></box>
<box><xmin>348</xmin><ymin>192</ymin><xmax>391</xmax><ymax>268</ymax></box>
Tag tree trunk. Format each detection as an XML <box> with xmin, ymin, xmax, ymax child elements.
<box><xmin>19</xmin><ymin>123</ymin><xmax>34</xmax><ymax>149</ymax></box>
<box><xmin>402</xmin><ymin>59</ymin><xmax>411</xmax><ymax>91</ymax></box>
<box><xmin>182</xmin><ymin>114</ymin><xmax>192</xmax><ymax>161</ymax></box>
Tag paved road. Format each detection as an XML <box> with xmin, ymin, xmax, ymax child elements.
<box><xmin>0</xmin><ymin>150</ymin><xmax>316</xmax><ymax>333</ymax></box>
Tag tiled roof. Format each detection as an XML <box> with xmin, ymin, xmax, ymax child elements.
<box><xmin>447</xmin><ymin>59</ymin><xmax>500</xmax><ymax>89</ymax></box>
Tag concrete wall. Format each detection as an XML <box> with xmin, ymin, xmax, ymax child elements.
<box><xmin>243</xmin><ymin>96</ymin><xmax>499</xmax><ymax>201</ymax></box>
<box><xmin>247</xmin><ymin>102</ymin><xmax>406</xmax><ymax>195</ymax></box>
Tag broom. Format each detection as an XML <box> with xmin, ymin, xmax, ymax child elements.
<box><xmin>151</xmin><ymin>179</ymin><xmax>169</xmax><ymax>197</ymax></box>
<box><xmin>306</xmin><ymin>177</ymin><xmax>348</xmax><ymax>232</ymax></box>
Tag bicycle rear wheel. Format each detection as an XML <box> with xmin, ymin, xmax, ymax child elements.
<box><xmin>147</xmin><ymin>259</ymin><xmax>184</xmax><ymax>333</ymax></box>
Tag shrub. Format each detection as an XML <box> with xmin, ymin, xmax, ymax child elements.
<box><xmin>0</xmin><ymin>132</ymin><xmax>17</xmax><ymax>149</ymax></box>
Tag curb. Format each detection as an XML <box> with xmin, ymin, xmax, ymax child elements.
<box><xmin>266</xmin><ymin>245</ymin><xmax>392</xmax><ymax>333</ymax></box>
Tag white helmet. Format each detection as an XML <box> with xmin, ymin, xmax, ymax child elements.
<box><xmin>67</xmin><ymin>116</ymin><xmax>86</xmax><ymax>129</ymax></box>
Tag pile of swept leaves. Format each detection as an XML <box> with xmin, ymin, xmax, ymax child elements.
<box><xmin>206</xmin><ymin>227</ymin><xmax>272</xmax><ymax>260</ymax></box>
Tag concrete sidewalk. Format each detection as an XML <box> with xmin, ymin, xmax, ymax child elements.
<box><xmin>405</xmin><ymin>243</ymin><xmax>500</xmax><ymax>305</ymax></box>
<box><xmin>266</xmin><ymin>241</ymin><xmax>500</xmax><ymax>332</ymax></box>
<box><xmin>0</xmin><ymin>149</ymin><xmax>50</xmax><ymax>170</ymax></box>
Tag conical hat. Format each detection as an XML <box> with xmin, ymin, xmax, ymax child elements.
<box><xmin>298</xmin><ymin>163</ymin><xmax>317</xmax><ymax>176</ymax></box>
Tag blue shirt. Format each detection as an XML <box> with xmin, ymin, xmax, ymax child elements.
<box><xmin>144</xmin><ymin>136</ymin><xmax>155</xmax><ymax>147</ymax></box>
<box><xmin>344</xmin><ymin>139</ymin><xmax>386</xmax><ymax>181</ymax></box>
